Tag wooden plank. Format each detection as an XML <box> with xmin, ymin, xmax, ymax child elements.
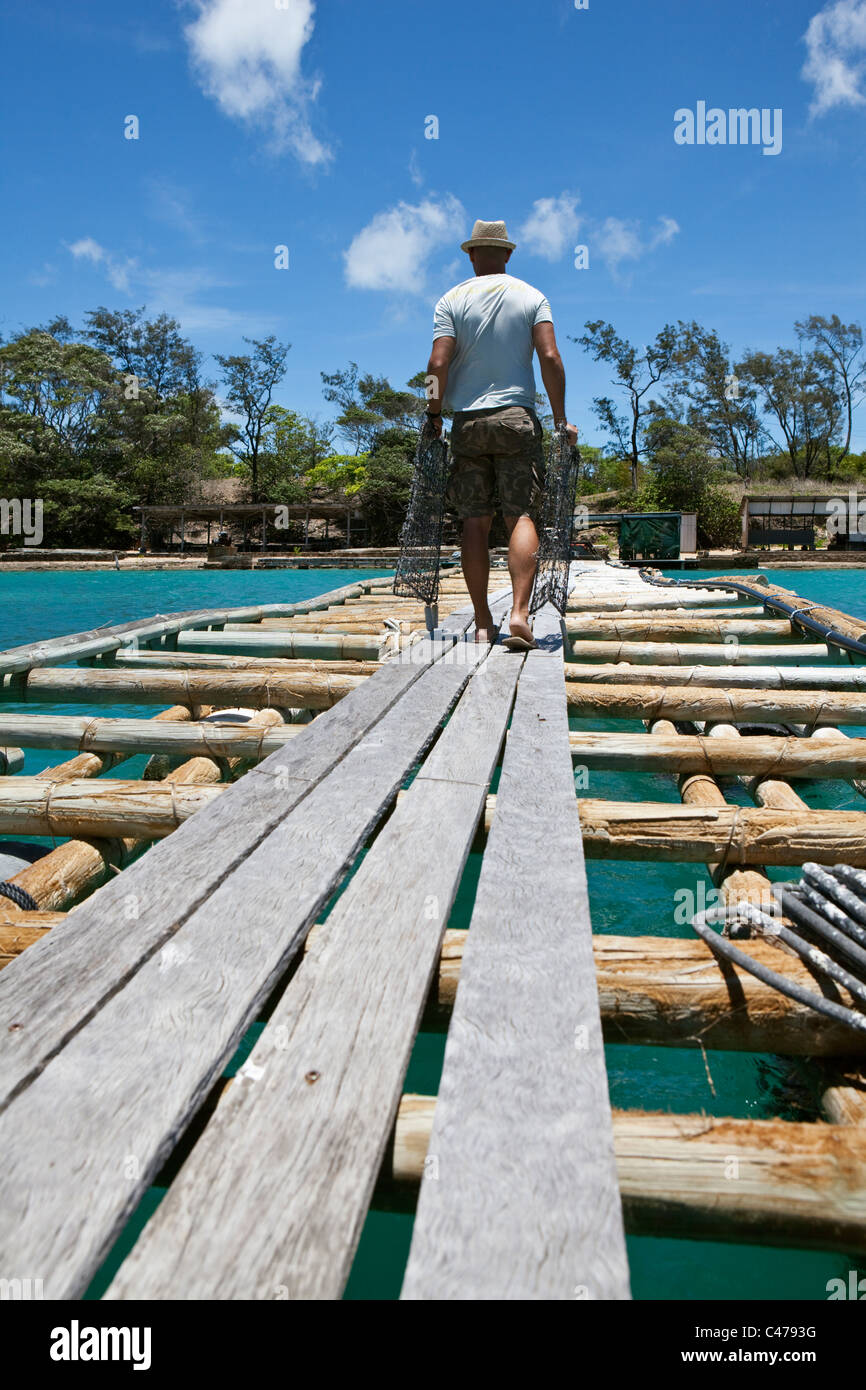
<box><xmin>0</xmin><ymin>615</ymin><xmax>511</xmax><ymax>1296</ymax></box>
<box><xmin>106</xmin><ymin>647</ymin><xmax>521</xmax><ymax>1301</ymax></box>
<box><xmin>0</xmin><ymin>611</ymin><xmax>482</xmax><ymax>1113</ymax></box>
<box><xmin>402</xmin><ymin>603</ymin><xmax>631</xmax><ymax>1301</ymax></box>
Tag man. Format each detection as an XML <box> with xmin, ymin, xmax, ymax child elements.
<box><xmin>425</xmin><ymin>218</ymin><xmax>577</xmax><ymax>648</ymax></box>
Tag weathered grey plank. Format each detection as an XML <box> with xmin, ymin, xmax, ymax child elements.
<box><xmin>0</xmin><ymin>639</ymin><xmax>497</xmax><ymax>1296</ymax></box>
<box><xmin>0</xmin><ymin>613</ymin><xmax>476</xmax><ymax>1111</ymax></box>
<box><xmin>106</xmin><ymin>648</ymin><xmax>521</xmax><ymax>1300</ymax></box>
<box><xmin>401</xmin><ymin>602</ymin><xmax>631</xmax><ymax>1301</ymax></box>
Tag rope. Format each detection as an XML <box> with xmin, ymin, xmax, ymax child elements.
<box><xmin>0</xmin><ymin>882</ymin><xmax>39</xmax><ymax>912</ymax></box>
<box><xmin>712</xmin><ymin>805</ymin><xmax>743</xmax><ymax>884</ymax></box>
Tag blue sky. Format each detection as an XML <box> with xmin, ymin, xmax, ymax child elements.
<box><xmin>3</xmin><ymin>0</ymin><xmax>866</xmax><ymax>449</ymax></box>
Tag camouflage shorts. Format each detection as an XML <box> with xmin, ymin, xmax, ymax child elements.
<box><xmin>444</xmin><ymin>405</ymin><xmax>544</xmax><ymax>521</ymax></box>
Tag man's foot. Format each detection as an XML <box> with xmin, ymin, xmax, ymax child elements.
<box><xmin>507</xmin><ymin>614</ymin><xmax>534</xmax><ymax>645</ymax></box>
<box><xmin>474</xmin><ymin>609</ymin><xmax>496</xmax><ymax>643</ymax></box>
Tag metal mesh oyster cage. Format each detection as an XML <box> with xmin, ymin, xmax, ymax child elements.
<box><xmin>393</xmin><ymin>420</ymin><xmax>450</xmax><ymax>607</ymax></box>
<box><xmin>529</xmin><ymin>425</ymin><xmax>581</xmax><ymax>616</ymax></box>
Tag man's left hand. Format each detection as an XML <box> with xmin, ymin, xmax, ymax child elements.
<box><xmin>425</xmin><ymin>413</ymin><xmax>443</xmax><ymax>438</ymax></box>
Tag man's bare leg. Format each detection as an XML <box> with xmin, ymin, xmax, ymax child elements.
<box><xmin>460</xmin><ymin>514</ymin><xmax>495</xmax><ymax>639</ymax></box>
<box><xmin>504</xmin><ymin>513</ymin><xmax>539</xmax><ymax>644</ymax></box>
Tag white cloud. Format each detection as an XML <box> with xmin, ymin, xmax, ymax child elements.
<box><xmin>803</xmin><ymin>0</ymin><xmax>866</xmax><ymax>114</ymax></box>
<box><xmin>184</xmin><ymin>0</ymin><xmax>330</xmax><ymax>164</ymax></box>
<box><xmin>63</xmin><ymin>240</ymin><xmax>274</xmax><ymax>336</ymax></box>
<box><xmin>67</xmin><ymin>238</ymin><xmax>137</xmax><ymax>293</ymax></box>
<box><xmin>595</xmin><ymin>215</ymin><xmax>680</xmax><ymax>275</ymax></box>
<box><xmin>649</xmin><ymin>215</ymin><xmax>680</xmax><ymax>249</ymax></box>
<box><xmin>408</xmin><ymin>150</ymin><xmax>424</xmax><ymax>188</ymax></box>
<box><xmin>517</xmin><ymin>194</ymin><xmax>581</xmax><ymax>261</ymax></box>
<box><xmin>69</xmin><ymin>237</ymin><xmax>105</xmax><ymax>264</ymax></box>
<box><xmin>344</xmin><ymin>195</ymin><xmax>466</xmax><ymax>293</ymax></box>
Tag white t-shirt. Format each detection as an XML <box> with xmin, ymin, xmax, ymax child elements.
<box><xmin>432</xmin><ymin>273</ymin><xmax>553</xmax><ymax>413</ymax></box>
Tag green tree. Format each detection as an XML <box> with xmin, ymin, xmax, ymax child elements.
<box><xmin>670</xmin><ymin>321</ymin><xmax>764</xmax><ymax>478</ymax></box>
<box><xmin>574</xmin><ymin>321</ymin><xmax>679</xmax><ymax>490</ymax></box>
<box><xmin>794</xmin><ymin>314</ymin><xmax>865</xmax><ymax>465</ymax></box>
<box><xmin>216</xmin><ymin>336</ymin><xmax>291</xmax><ymax>500</ymax></box>
<box><xmin>254</xmin><ymin>406</ymin><xmax>334</xmax><ymax>502</ymax></box>
<box><xmin>740</xmin><ymin>345</ymin><xmax>842</xmax><ymax>479</ymax></box>
<box><xmin>637</xmin><ymin>417</ymin><xmax>739</xmax><ymax>547</ymax></box>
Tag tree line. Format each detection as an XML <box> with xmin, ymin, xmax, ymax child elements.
<box><xmin>1</xmin><ymin>306</ymin><xmax>864</xmax><ymax>549</ymax></box>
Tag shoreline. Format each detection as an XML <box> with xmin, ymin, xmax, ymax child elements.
<box><xmin>3</xmin><ymin>552</ymin><xmax>866</xmax><ymax>572</ymax></box>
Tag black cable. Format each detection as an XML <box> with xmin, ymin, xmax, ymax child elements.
<box><xmin>0</xmin><ymin>881</ymin><xmax>39</xmax><ymax>912</ymax></box>
<box><xmin>690</xmin><ymin>905</ymin><xmax>866</xmax><ymax>1033</ymax></box>
<box><xmin>636</xmin><ymin>567</ymin><xmax>866</xmax><ymax>662</ymax></box>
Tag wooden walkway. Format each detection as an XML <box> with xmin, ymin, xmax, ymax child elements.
<box><xmin>1</xmin><ymin>559</ymin><xmax>866</xmax><ymax>1298</ymax></box>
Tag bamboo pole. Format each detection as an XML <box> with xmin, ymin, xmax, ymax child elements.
<box><xmin>808</xmin><ymin>726</ymin><xmax>866</xmax><ymax>800</ymax></box>
<box><xmin>0</xmin><ymin>713</ymin><xmax>307</xmax><ymax>759</ymax></box>
<box><xmin>1</xmin><ymin>667</ymin><xmax>366</xmax><ymax>709</ymax></box>
<box><xmin>174</xmin><ymin>632</ymin><xmax>384</xmax><ymax>662</ymax></box>
<box><xmin>566</xmin><ymin>664</ymin><xmax>866</xmax><ymax>691</ymax></box>
<box><xmin>650</xmin><ymin>719</ymin><xmax>772</xmax><ymax>910</ymax></box>
<box><xmin>0</xmin><ymin>913</ymin><xmax>66</xmax><ymax>968</ymax></box>
<box><xmin>567</xmin><ymin>592</ymin><xmax>748</xmax><ymax>612</ymax></box>
<box><xmin>8</xmin><ymin>705</ymin><xmax>290</xmax><ymax>910</ymax></box>
<box><xmin>109</xmin><ymin>651</ymin><xmax>382</xmax><ymax>675</ymax></box>
<box><xmin>421</xmin><ymin>930</ymin><xmax>866</xmax><ymax>1054</ymax></box>
<box><xmin>0</xmin><ymin>747</ymin><xmax>24</xmax><ymax>774</ymax></box>
<box><xmin>567</xmin><ymin>617</ymin><xmax>792</xmax><ymax>642</ymax></box>
<box><xmin>566</xmin><ymin>640</ymin><xmax>833</xmax><ymax>666</ymax></box>
<box><xmin>567</xmin><ymin>729</ymin><xmax>866</xmax><ymax>779</ymax></box>
<box><xmin>565</xmin><ymin>605</ymin><xmax>765</xmax><ymax>619</ymax></box>
<box><xmin>383</xmin><ymin>1096</ymin><xmax>866</xmax><ymax>1252</ymax></box>
<box><xmin>0</xmin><ymin>778</ymin><xmax>222</xmax><ymax>839</ymax></box>
<box><xmin>566</xmin><ymin>682</ymin><xmax>866</xmax><ymax>725</ymax></box>
<box><xmin>222</xmin><ymin>619</ymin><xmax>424</xmax><ymax>635</ymax></box>
<box><xmin>576</xmin><ymin>800</ymin><xmax>866</xmax><ymax>866</ymax></box>
<box><xmin>8</xmin><ymin>704</ymin><xmax>196</xmax><ymax>909</ymax></box>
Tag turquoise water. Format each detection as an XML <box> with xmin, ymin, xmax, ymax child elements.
<box><xmin>1</xmin><ymin>566</ymin><xmax>861</xmax><ymax>1300</ymax></box>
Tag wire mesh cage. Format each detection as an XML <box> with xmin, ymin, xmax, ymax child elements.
<box><xmin>393</xmin><ymin>421</ymin><xmax>450</xmax><ymax>606</ymax></box>
<box><xmin>529</xmin><ymin>426</ymin><xmax>581</xmax><ymax>617</ymax></box>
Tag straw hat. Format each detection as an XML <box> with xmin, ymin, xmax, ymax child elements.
<box><xmin>460</xmin><ymin>219</ymin><xmax>516</xmax><ymax>253</ymax></box>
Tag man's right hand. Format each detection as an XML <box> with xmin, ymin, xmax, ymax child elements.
<box><xmin>555</xmin><ymin>420</ymin><xmax>578</xmax><ymax>446</ymax></box>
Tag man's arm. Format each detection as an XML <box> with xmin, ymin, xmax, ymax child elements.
<box><xmin>533</xmin><ymin>322</ymin><xmax>578</xmax><ymax>445</ymax></box>
<box><xmin>425</xmin><ymin>335</ymin><xmax>455</xmax><ymax>437</ymax></box>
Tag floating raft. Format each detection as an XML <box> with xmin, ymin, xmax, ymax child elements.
<box><xmin>1</xmin><ymin>562</ymin><xmax>866</xmax><ymax>1301</ymax></box>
